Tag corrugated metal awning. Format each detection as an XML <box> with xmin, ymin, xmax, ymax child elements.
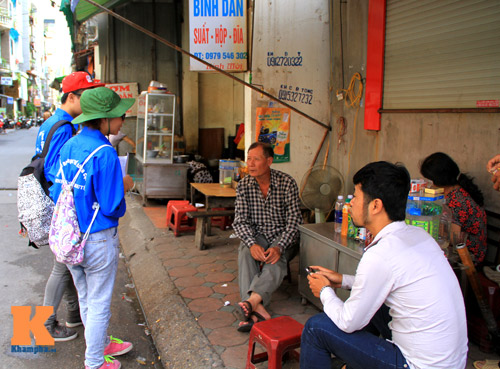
<box><xmin>72</xmin><ymin>0</ymin><xmax>131</xmax><ymax>22</ymax></box>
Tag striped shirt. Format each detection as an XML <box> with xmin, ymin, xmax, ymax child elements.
<box><xmin>233</xmin><ymin>169</ymin><xmax>302</xmax><ymax>252</ymax></box>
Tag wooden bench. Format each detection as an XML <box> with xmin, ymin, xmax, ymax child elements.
<box><xmin>187</xmin><ymin>209</ymin><xmax>235</xmax><ymax>250</ymax></box>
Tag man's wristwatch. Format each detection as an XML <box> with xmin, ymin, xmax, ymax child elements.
<box><xmin>320</xmin><ymin>285</ymin><xmax>331</xmax><ymax>296</ymax></box>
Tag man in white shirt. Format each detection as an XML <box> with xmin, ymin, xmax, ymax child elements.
<box><xmin>301</xmin><ymin>161</ymin><xmax>468</xmax><ymax>369</ymax></box>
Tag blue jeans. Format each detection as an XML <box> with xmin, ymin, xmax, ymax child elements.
<box><xmin>68</xmin><ymin>227</ymin><xmax>119</xmax><ymax>369</ymax></box>
<box><xmin>300</xmin><ymin>308</ymin><xmax>409</xmax><ymax>369</ymax></box>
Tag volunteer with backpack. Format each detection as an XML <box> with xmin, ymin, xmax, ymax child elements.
<box><xmin>49</xmin><ymin>87</ymin><xmax>134</xmax><ymax>369</ymax></box>
<box><xmin>36</xmin><ymin>72</ymin><xmax>104</xmax><ymax>341</ymax></box>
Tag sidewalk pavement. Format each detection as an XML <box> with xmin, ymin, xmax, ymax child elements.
<box><xmin>119</xmin><ymin>196</ymin><xmax>499</xmax><ymax>369</ymax></box>
<box><xmin>119</xmin><ymin>196</ymin><xmax>318</xmax><ymax>369</ymax></box>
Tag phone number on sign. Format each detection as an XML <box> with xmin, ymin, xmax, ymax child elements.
<box><xmin>203</xmin><ymin>52</ymin><xmax>247</xmax><ymax>60</ymax></box>
<box><xmin>278</xmin><ymin>89</ymin><xmax>313</xmax><ymax>105</ymax></box>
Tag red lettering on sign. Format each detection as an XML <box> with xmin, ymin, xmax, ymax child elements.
<box><xmin>233</xmin><ymin>26</ymin><xmax>243</xmax><ymax>44</ymax></box>
<box><xmin>215</xmin><ymin>26</ymin><xmax>227</xmax><ymax>44</ymax></box>
<box><xmin>194</xmin><ymin>27</ymin><xmax>210</xmax><ymax>44</ymax></box>
<box><xmin>476</xmin><ymin>100</ymin><xmax>499</xmax><ymax>108</ymax></box>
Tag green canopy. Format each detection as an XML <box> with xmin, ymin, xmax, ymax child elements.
<box><xmin>50</xmin><ymin>75</ymin><xmax>66</xmax><ymax>91</ymax></box>
<box><xmin>62</xmin><ymin>0</ymin><xmax>131</xmax><ymax>23</ymax></box>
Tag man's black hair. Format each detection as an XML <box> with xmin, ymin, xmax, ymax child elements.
<box><xmin>353</xmin><ymin>161</ymin><xmax>410</xmax><ymax>221</ymax></box>
<box><xmin>60</xmin><ymin>89</ymin><xmax>84</xmax><ymax>104</ymax></box>
<box><xmin>248</xmin><ymin>142</ymin><xmax>274</xmax><ymax>158</ymax></box>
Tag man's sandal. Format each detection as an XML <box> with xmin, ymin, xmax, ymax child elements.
<box><xmin>237</xmin><ymin>300</ymin><xmax>253</xmax><ymax>321</ymax></box>
<box><xmin>236</xmin><ymin>312</ymin><xmax>266</xmax><ymax>333</ymax></box>
<box><xmin>474</xmin><ymin>360</ymin><xmax>500</xmax><ymax>369</ymax></box>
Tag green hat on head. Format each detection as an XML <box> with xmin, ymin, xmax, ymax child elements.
<box><xmin>72</xmin><ymin>87</ymin><xmax>135</xmax><ymax>125</ymax></box>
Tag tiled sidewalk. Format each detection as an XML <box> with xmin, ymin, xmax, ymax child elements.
<box><xmin>141</xmin><ymin>203</ymin><xmax>500</xmax><ymax>369</ymax></box>
<box><xmin>144</xmin><ymin>204</ymin><xmax>319</xmax><ymax>369</ymax></box>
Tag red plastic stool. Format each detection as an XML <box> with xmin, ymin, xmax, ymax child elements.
<box><xmin>210</xmin><ymin>207</ymin><xmax>233</xmax><ymax>230</ymax></box>
<box><xmin>246</xmin><ymin>316</ymin><xmax>303</xmax><ymax>369</ymax></box>
<box><xmin>167</xmin><ymin>203</ymin><xmax>197</xmax><ymax>237</ymax></box>
<box><xmin>166</xmin><ymin>200</ymin><xmax>189</xmax><ymax>227</ymax></box>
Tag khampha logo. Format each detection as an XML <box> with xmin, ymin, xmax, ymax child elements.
<box><xmin>11</xmin><ymin>306</ymin><xmax>55</xmax><ymax>348</ymax></box>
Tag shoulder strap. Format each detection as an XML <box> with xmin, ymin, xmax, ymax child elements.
<box><xmin>39</xmin><ymin>120</ymin><xmax>74</xmax><ymax>159</ymax></box>
<box><xmin>69</xmin><ymin>144</ymin><xmax>113</xmax><ymax>187</ymax></box>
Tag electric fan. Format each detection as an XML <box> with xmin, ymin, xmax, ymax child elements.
<box><xmin>300</xmin><ymin>165</ymin><xmax>344</xmax><ymax>223</ymax></box>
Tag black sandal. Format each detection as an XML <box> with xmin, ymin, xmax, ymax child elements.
<box><xmin>237</xmin><ymin>300</ymin><xmax>253</xmax><ymax>321</ymax></box>
<box><xmin>236</xmin><ymin>312</ymin><xmax>267</xmax><ymax>333</ymax></box>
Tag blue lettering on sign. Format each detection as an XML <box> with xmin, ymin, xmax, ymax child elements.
<box><xmin>193</xmin><ymin>0</ymin><xmax>219</xmax><ymax>17</ymax></box>
<box><xmin>222</xmin><ymin>0</ymin><xmax>243</xmax><ymax>16</ymax></box>
<box><xmin>278</xmin><ymin>84</ymin><xmax>314</xmax><ymax>105</ymax></box>
<box><xmin>266</xmin><ymin>51</ymin><xmax>303</xmax><ymax>67</ymax></box>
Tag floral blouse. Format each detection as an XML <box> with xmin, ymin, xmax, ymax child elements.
<box><xmin>446</xmin><ymin>187</ymin><xmax>487</xmax><ymax>264</ymax></box>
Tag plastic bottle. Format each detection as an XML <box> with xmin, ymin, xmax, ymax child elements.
<box><xmin>356</xmin><ymin>227</ymin><xmax>366</xmax><ymax>242</ymax></box>
<box><xmin>341</xmin><ymin>196</ymin><xmax>351</xmax><ymax>236</ymax></box>
<box><xmin>345</xmin><ymin>195</ymin><xmax>357</xmax><ymax>238</ymax></box>
<box><xmin>334</xmin><ymin>195</ymin><xmax>344</xmax><ymax>233</ymax></box>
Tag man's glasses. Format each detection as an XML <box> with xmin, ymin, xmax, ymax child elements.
<box><xmin>121</xmin><ymin>114</ymin><xmax>126</xmax><ymax>121</ymax></box>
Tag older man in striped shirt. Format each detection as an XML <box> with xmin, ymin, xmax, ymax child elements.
<box><xmin>233</xmin><ymin>142</ymin><xmax>302</xmax><ymax>332</ymax></box>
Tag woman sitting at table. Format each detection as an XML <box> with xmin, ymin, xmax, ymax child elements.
<box><xmin>420</xmin><ymin>152</ymin><xmax>487</xmax><ymax>265</ymax></box>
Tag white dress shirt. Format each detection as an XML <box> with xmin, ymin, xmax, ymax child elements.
<box><xmin>320</xmin><ymin>221</ymin><xmax>468</xmax><ymax>369</ymax></box>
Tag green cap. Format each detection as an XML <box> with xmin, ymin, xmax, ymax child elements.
<box><xmin>72</xmin><ymin>87</ymin><xmax>135</xmax><ymax>124</ymax></box>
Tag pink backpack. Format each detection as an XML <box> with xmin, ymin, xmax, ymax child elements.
<box><xmin>49</xmin><ymin>145</ymin><xmax>112</xmax><ymax>265</ymax></box>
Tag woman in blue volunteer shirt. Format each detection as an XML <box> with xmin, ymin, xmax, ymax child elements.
<box><xmin>50</xmin><ymin>87</ymin><xmax>134</xmax><ymax>369</ymax></box>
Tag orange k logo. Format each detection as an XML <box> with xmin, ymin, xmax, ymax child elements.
<box><xmin>11</xmin><ymin>306</ymin><xmax>55</xmax><ymax>346</ymax></box>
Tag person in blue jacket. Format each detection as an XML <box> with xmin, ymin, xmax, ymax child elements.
<box><xmin>49</xmin><ymin>87</ymin><xmax>134</xmax><ymax>369</ymax></box>
<box><xmin>36</xmin><ymin>71</ymin><xmax>104</xmax><ymax>341</ymax></box>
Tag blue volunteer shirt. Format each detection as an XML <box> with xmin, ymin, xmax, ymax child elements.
<box><xmin>34</xmin><ymin>108</ymin><xmax>77</xmax><ymax>184</ymax></box>
<box><xmin>49</xmin><ymin>127</ymin><xmax>126</xmax><ymax>234</ymax></box>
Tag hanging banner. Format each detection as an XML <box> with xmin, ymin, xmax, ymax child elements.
<box><xmin>189</xmin><ymin>0</ymin><xmax>248</xmax><ymax>72</ymax></box>
<box><xmin>255</xmin><ymin>107</ymin><xmax>290</xmax><ymax>163</ymax></box>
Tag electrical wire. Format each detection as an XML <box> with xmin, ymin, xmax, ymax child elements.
<box><xmin>336</xmin><ymin>72</ymin><xmax>363</xmax><ymax>109</ymax></box>
<box><xmin>335</xmin><ymin>73</ymin><xmax>364</xmax><ymax>177</ymax></box>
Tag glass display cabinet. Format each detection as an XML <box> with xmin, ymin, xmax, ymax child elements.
<box><xmin>136</xmin><ymin>92</ymin><xmax>175</xmax><ymax>163</ymax></box>
<box><xmin>135</xmin><ymin>92</ymin><xmax>188</xmax><ymax>205</ymax></box>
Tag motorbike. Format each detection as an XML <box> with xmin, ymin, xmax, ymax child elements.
<box><xmin>2</xmin><ymin>118</ymin><xmax>13</xmax><ymax>129</ymax></box>
<box><xmin>15</xmin><ymin>116</ymin><xmax>31</xmax><ymax>129</ymax></box>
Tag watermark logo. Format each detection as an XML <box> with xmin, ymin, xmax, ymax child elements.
<box><xmin>11</xmin><ymin>306</ymin><xmax>55</xmax><ymax>347</ymax></box>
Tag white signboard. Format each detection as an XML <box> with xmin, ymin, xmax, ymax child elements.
<box><xmin>189</xmin><ymin>0</ymin><xmax>247</xmax><ymax>72</ymax></box>
<box><xmin>1</xmin><ymin>77</ymin><xmax>12</xmax><ymax>86</ymax></box>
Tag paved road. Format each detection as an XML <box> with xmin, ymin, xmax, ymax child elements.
<box><xmin>0</xmin><ymin>127</ymin><xmax>161</xmax><ymax>368</ymax></box>
<box><xmin>0</xmin><ymin>128</ymin><xmax>37</xmax><ymax>189</ymax></box>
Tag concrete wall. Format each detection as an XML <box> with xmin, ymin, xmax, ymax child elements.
<box><xmin>96</xmin><ymin>0</ymin><xmax>500</xmax><ymax>214</ymax></box>
<box><xmin>248</xmin><ymin>0</ymin><xmax>331</xmax><ymax>181</ymax></box>
<box><xmin>329</xmin><ymin>0</ymin><xmax>500</xmax><ymax>213</ymax></box>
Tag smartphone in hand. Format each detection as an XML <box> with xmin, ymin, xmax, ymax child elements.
<box><xmin>305</xmin><ymin>267</ymin><xmax>316</xmax><ymax>275</ymax></box>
